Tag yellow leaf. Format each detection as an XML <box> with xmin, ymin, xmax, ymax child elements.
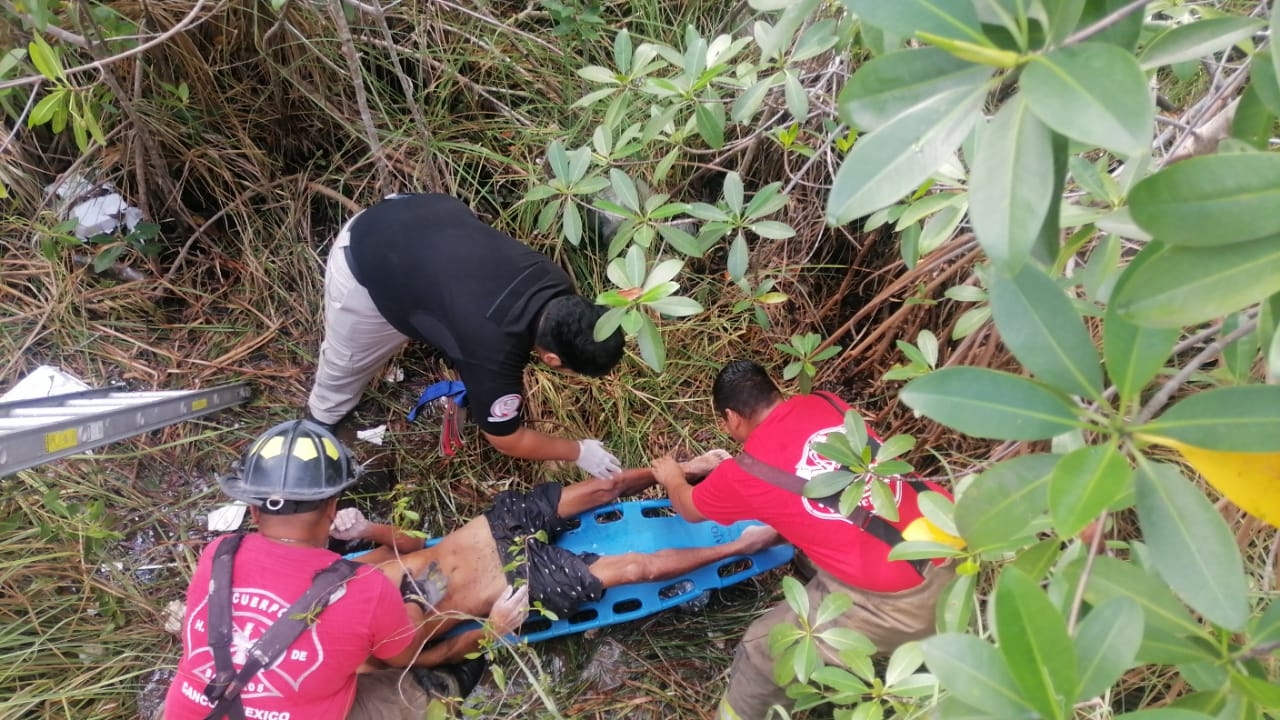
<box><xmin>1139</xmin><ymin>434</ymin><xmax>1280</xmax><ymax>528</ymax></box>
<box><xmin>917</xmin><ymin>32</ymin><xmax>1023</xmax><ymax>68</ymax></box>
<box><xmin>902</xmin><ymin>517</ymin><xmax>967</xmax><ymax>549</ymax></box>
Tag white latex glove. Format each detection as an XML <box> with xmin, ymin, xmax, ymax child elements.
<box><xmin>329</xmin><ymin>507</ymin><xmax>371</xmax><ymax>541</ymax></box>
<box><xmin>576</xmin><ymin>439</ymin><xmax>622</xmax><ymax>479</ymax></box>
<box><xmin>488</xmin><ymin>584</ymin><xmax>530</xmax><ymax>637</ymax></box>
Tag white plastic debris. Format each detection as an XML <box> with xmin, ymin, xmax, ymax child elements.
<box><xmin>69</xmin><ymin>193</ymin><xmax>143</xmax><ymax>240</ymax></box>
<box><xmin>383</xmin><ymin>365</ymin><xmax>405</xmax><ymax>383</ymax></box>
<box><xmin>207</xmin><ymin>502</ymin><xmax>248</xmax><ymax>532</ymax></box>
<box><xmin>356</xmin><ymin>424</ymin><xmax>388</xmax><ymax>446</ymax></box>
<box><xmin>0</xmin><ymin>365</ymin><xmax>91</xmax><ymax>402</ymax></box>
<box><xmin>48</xmin><ymin>172</ymin><xmax>144</xmax><ymax>240</ymax></box>
<box><xmin>163</xmin><ymin>600</ymin><xmax>185</xmax><ymax>635</ymax></box>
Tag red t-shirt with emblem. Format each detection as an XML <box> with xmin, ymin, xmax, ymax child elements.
<box><xmin>692</xmin><ymin>394</ymin><xmax>949</xmax><ymax>593</ymax></box>
<box><xmin>163</xmin><ymin>533</ymin><xmax>416</xmax><ymax>720</ymax></box>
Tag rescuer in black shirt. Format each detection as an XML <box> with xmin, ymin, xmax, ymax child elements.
<box><xmin>306</xmin><ymin>193</ymin><xmax>626</xmax><ymax>478</ymax></box>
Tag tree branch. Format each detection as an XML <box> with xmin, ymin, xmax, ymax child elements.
<box><xmin>1060</xmin><ymin>0</ymin><xmax>1149</xmax><ymax>47</ymax></box>
<box><xmin>365</xmin><ymin>0</ymin><xmax>446</xmax><ymax>191</ymax></box>
<box><xmin>327</xmin><ymin>0</ymin><xmax>391</xmax><ymax>193</ymax></box>
<box><xmin>0</xmin><ymin>80</ymin><xmax>42</xmax><ymax>155</ymax></box>
<box><xmin>1136</xmin><ymin>316</ymin><xmax>1258</xmax><ymax>424</ymax></box>
<box><xmin>1066</xmin><ymin>510</ymin><xmax>1109</xmax><ymax>635</ymax></box>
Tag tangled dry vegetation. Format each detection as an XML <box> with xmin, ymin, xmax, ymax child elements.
<box><xmin>0</xmin><ymin>1</ymin><xmax>1037</xmax><ymax>718</ymax></box>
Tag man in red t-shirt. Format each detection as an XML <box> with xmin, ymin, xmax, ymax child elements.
<box><xmin>652</xmin><ymin>360</ymin><xmax>955</xmax><ymax>720</ymax></box>
<box><xmin>162</xmin><ymin>420</ymin><xmax>520</xmax><ymax>720</ymax></box>
<box><xmin>164</xmin><ymin>533</ymin><xmax>420</xmax><ymax>720</ymax></box>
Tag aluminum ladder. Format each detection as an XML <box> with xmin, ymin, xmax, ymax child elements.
<box><xmin>0</xmin><ymin>382</ymin><xmax>253</xmax><ymax>477</ymax></box>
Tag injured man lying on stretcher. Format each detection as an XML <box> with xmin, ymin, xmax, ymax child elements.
<box><xmin>334</xmin><ymin>451</ymin><xmax>785</xmax><ymax>667</ymax></box>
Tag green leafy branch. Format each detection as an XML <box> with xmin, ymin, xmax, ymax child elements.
<box><xmin>804</xmin><ymin>408</ymin><xmax>917</xmax><ymax>523</ymax></box>
<box><xmin>775</xmin><ymin>333</ymin><xmax>841</xmax><ymax>394</ymax></box>
<box><xmin>595</xmin><ymin>245</ymin><xmax>703</xmax><ymax>371</ymax></box>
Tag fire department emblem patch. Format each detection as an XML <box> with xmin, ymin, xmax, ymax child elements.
<box><xmin>488</xmin><ymin>394</ymin><xmax>522</xmax><ymax>423</ymax></box>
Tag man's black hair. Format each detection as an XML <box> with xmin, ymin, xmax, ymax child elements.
<box><xmin>536</xmin><ymin>295</ymin><xmax>624</xmax><ymax>377</ymax></box>
<box><xmin>713</xmin><ymin>359</ymin><xmax>783</xmax><ymax>419</ymax></box>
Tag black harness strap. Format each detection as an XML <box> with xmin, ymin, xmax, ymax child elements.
<box><xmin>735</xmin><ymin>392</ymin><xmax>932</xmax><ymax>578</ymax></box>
<box><xmin>204</xmin><ymin>534</ymin><xmax>245</xmax><ymax>720</ymax></box>
<box><xmin>202</xmin><ymin>534</ymin><xmax>361</xmax><ymax>720</ymax></box>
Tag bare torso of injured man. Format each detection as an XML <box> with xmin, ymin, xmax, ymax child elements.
<box><xmin>343</xmin><ymin>453</ymin><xmax>782</xmax><ymax>668</ymax></box>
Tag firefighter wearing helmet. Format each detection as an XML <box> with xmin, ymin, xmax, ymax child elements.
<box><xmin>162</xmin><ymin>420</ymin><xmax>436</xmax><ymax>720</ymax></box>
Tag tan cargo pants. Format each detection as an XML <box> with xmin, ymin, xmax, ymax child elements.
<box><xmin>306</xmin><ymin>213</ymin><xmax>411</xmax><ymax>425</ymax></box>
<box><xmin>346</xmin><ymin>667</ymin><xmax>430</xmax><ymax>719</ymax></box>
<box><xmin>718</xmin><ymin>563</ymin><xmax>954</xmax><ymax>720</ymax></box>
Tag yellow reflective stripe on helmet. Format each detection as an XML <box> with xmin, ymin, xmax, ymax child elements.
<box><xmin>291</xmin><ymin>437</ymin><xmax>320</xmax><ymax>461</ymax></box>
<box><xmin>252</xmin><ymin>433</ymin><xmax>341</xmax><ymax>462</ymax></box>
<box><xmin>255</xmin><ymin>436</ymin><xmax>285</xmax><ymax>459</ymax></box>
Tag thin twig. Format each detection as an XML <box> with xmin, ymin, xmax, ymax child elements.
<box><xmin>431</xmin><ymin>0</ymin><xmax>565</xmax><ymax>56</ymax></box>
<box><xmin>328</xmin><ymin>0</ymin><xmax>391</xmax><ymax>193</ymax></box>
<box><xmin>1059</xmin><ymin>0</ymin><xmax>1150</xmax><ymax>47</ymax></box>
<box><xmin>366</xmin><ymin>0</ymin><xmax>445</xmax><ymax>191</ymax></box>
<box><xmin>1066</xmin><ymin>510</ymin><xmax>1109</xmax><ymax>635</ymax></box>
<box><xmin>1268</xmin><ymin>528</ymin><xmax>1279</xmax><ymax>592</ymax></box>
<box><xmin>1154</xmin><ymin>0</ymin><xmax>1266</xmax><ymax>160</ymax></box>
<box><xmin>783</xmin><ymin>122</ymin><xmax>845</xmax><ymax>198</ymax></box>
<box><xmin>1168</xmin><ymin>318</ymin><xmax>1228</xmax><ymax>358</ymax></box>
<box><xmin>0</xmin><ymin>80</ymin><xmax>42</xmax><ymax>154</ymax></box>
<box><xmin>1158</xmin><ymin>69</ymin><xmax>1249</xmax><ymax>168</ymax></box>
<box><xmin>165</xmin><ymin>176</ymin><xmax>296</xmax><ymax>281</ymax></box>
<box><xmin>410</xmin><ymin>47</ymin><xmax>536</xmax><ymax>128</ymax></box>
<box><xmin>129</xmin><ymin>19</ymin><xmax>150</xmax><ymax>221</ymax></box>
<box><xmin>817</xmin><ymin>235</ymin><xmax>982</xmax><ymax>359</ymax></box>
<box><xmin>261</xmin><ymin>0</ymin><xmax>297</xmax><ymax>45</ymax></box>
<box><xmin>1136</xmin><ymin>317</ymin><xmax>1258</xmax><ymax>424</ymax></box>
<box><xmin>307</xmin><ymin>182</ymin><xmax>363</xmax><ymax>214</ymax></box>
<box><xmin>71</xmin><ymin>0</ymin><xmax>177</xmax><ymax>209</ymax></box>
<box><xmin>1092</xmin><ymin>313</ymin><xmax>1228</xmax><ymax>411</ymax></box>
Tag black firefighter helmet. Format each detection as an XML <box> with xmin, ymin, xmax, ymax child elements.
<box><xmin>218</xmin><ymin>420</ymin><xmax>359</xmax><ymax>514</ymax></box>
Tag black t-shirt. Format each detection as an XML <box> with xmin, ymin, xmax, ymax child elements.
<box><xmin>346</xmin><ymin>194</ymin><xmax>575</xmax><ymax>436</ymax></box>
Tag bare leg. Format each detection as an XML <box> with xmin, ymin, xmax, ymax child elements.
<box><xmin>556</xmin><ymin>449</ymin><xmax>732</xmax><ymax>518</ymax></box>
<box><xmin>588</xmin><ymin>525</ymin><xmax>783</xmax><ymax>589</ymax></box>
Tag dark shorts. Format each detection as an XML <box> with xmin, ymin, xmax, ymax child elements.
<box><xmin>485</xmin><ymin>483</ymin><xmax>604</xmax><ymax>617</ymax></box>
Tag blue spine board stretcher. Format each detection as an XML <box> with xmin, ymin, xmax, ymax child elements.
<box><xmin>433</xmin><ymin>498</ymin><xmax>794</xmax><ymax>644</ymax></box>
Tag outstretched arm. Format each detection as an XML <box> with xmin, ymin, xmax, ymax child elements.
<box><xmin>331</xmin><ymin>508</ymin><xmax>425</xmax><ymax>555</ymax></box>
<box><xmin>485</xmin><ymin>426</ymin><xmax>622</xmax><ymax>479</ymax></box>
<box><xmin>556</xmin><ymin>450</ymin><xmax>731</xmax><ymax>518</ymax></box>
<box><xmin>652</xmin><ymin>455</ymin><xmax>711</xmax><ymax>523</ymax></box>
<box><xmin>483</xmin><ymin>425</ymin><xmax>580</xmax><ymax>462</ymax></box>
